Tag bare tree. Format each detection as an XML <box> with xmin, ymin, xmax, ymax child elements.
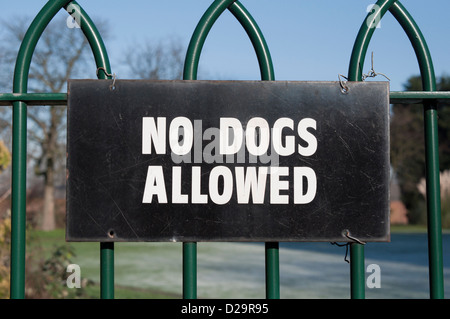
<box><xmin>0</xmin><ymin>15</ymin><xmax>100</xmax><ymax>230</ymax></box>
<box><xmin>124</xmin><ymin>37</ymin><xmax>185</xmax><ymax>80</ymax></box>
<box><xmin>1</xmin><ymin>15</ymin><xmax>187</xmax><ymax>231</ymax></box>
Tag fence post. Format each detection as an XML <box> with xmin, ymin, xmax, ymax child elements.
<box><xmin>100</xmin><ymin>242</ymin><xmax>114</xmax><ymax>299</ymax></box>
<box><xmin>10</xmin><ymin>0</ymin><xmax>74</xmax><ymax>299</ymax></box>
<box><xmin>183</xmin><ymin>242</ymin><xmax>197</xmax><ymax>299</ymax></box>
<box><xmin>9</xmin><ymin>0</ymin><xmax>114</xmax><ymax>298</ymax></box>
<box><xmin>349</xmin><ymin>244</ymin><xmax>365</xmax><ymax>299</ymax></box>
<box><xmin>349</xmin><ymin>0</ymin><xmax>444</xmax><ymax>299</ymax></box>
<box><xmin>183</xmin><ymin>0</ymin><xmax>278</xmax><ymax>298</ymax></box>
<box><xmin>347</xmin><ymin>0</ymin><xmax>397</xmax><ymax>299</ymax></box>
<box><xmin>389</xmin><ymin>2</ymin><xmax>444</xmax><ymax>299</ymax></box>
<box><xmin>68</xmin><ymin>1</ymin><xmax>116</xmax><ymax>299</ymax></box>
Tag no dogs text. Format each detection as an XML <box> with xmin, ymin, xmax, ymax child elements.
<box><xmin>141</xmin><ymin>116</ymin><xmax>318</xmax><ymax>205</ymax></box>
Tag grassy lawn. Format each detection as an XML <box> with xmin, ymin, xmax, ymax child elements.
<box><xmin>390</xmin><ymin>224</ymin><xmax>428</xmax><ymax>233</ymax></box>
<box><xmin>27</xmin><ymin>224</ymin><xmax>445</xmax><ymax>299</ymax></box>
<box><xmin>84</xmin><ymin>284</ymin><xmax>181</xmax><ymax>299</ymax></box>
<box><xmin>391</xmin><ymin>224</ymin><xmax>450</xmax><ymax>233</ymax></box>
<box><xmin>28</xmin><ymin>228</ymin><xmax>183</xmax><ymax>299</ymax></box>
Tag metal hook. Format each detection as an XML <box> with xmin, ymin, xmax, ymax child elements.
<box><xmin>344</xmin><ymin>229</ymin><xmax>366</xmax><ymax>245</ymax></box>
<box><xmin>96</xmin><ymin>67</ymin><xmax>117</xmax><ymax>91</ymax></box>
<box><xmin>331</xmin><ymin>230</ymin><xmax>365</xmax><ymax>263</ymax></box>
<box><xmin>338</xmin><ymin>74</ymin><xmax>349</xmax><ymax>94</ymax></box>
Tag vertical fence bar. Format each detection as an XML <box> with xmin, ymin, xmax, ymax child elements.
<box><xmin>9</xmin><ymin>0</ymin><xmax>114</xmax><ymax>298</ymax></box>
<box><xmin>349</xmin><ymin>244</ymin><xmax>365</xmax><ymax>299</ymax></box>
<box><xmin>349</xmin><ymin>0</ymin><xmax>444</xmax><ymax>299</ymax></box>
<box><xmin>265</xmin><ymin>242</ymin><xmax>280</xmax><ymax>299</ymax></box>
<box><xmin>347</xmin><ymin>0</ymin><xmax>396</xmax><ymax>299</ymax></box>
<box><xmin>228</xmin><ymin>1</ymin><xmax>278</xmax><ymax>299</ymax></box>
<box><xmin>389</xmin><ymin>2</ymin><xmax>444</xmax><ymax>299</ymax></box>
<box><xmin>184</xmin><ymin>0</ymin><xmax>278</xmax><ymax>298</ymax></box>
<box><xmin>10</xmin><ymin>0</ymin><xmax>73</xmax><ymax>298</ymax></box>
<box><xmin>183</xmin><ymin>242</ymin><xmax>197</xmax><ymax>299</ymax></box>
<box><xmin>227</xmin><ymin>2</ymin><xmax>279</xmax><ymax>297</ymax></box>
<box><xmin>100</xmin><ymin>242</ymin><xmax>114</xmax><ymax>299</ymax></box>
<box><xmin>10</xmin><ymin>100</ymin><xmax>26</xmax><ymax>299</ymax></box>
<box><xmin>423</xmin><ymin>104</ymin><xmax>444</xmax><ymax>298</ymax></box>
<box><xmin>182</xmin><ymin>0</ymin><xmax>236</xmax><ymax>299</ymax></box>
<box><xmin>423</xmin><ymin>103</ymin><xmax>444</xmax><ymax>298</ymax></box>
<box><xmin>68</xmin><ymin>1</ymin><xmax>116</xmax><ymax>299</ymax></box>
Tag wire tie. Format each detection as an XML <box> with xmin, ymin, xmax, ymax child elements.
<box><xmin>330</xmin><ymin>242</ymin><xmax>350</xmax><ymax>263</ymax></box>
<box><xmin>96</xmin><ymin>67</ymin><xmax>117</xmax><ymax>91</ymax></box>
<box><xmin>362</xmin><ymin>52</ymin><xmax>390</xmax><ymax>81</ymax></box>
<box><xmin>331</xmin><ymin>230</ymin><xmax>366</xmax><ymax>263</ymax></box>
<box><xmin>344</xmin><ymin>230</ymin><xmax>366</xmax><ymax>245</ymax></box>
<box><xmin>338</xmin><ymin>74</ymin><xmax>349</xmax><ymax>94</ymax></box>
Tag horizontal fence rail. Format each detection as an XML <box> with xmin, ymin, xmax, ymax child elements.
<box><xmin>2</xmin><ymin>91</ymin><xmax>450</xmax><ymax>105</ymax></box>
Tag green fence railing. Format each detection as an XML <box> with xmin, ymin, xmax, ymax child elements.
<box><xmin>0</xmin><ymin>0</ymin><xmax>445</xmax><ymax>299</ymax></box>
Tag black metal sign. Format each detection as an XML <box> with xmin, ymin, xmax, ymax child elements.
<box><xmin>66</xmin><ymin>80</ymin><xmax>390</xmax><ymax>242</ymax></box>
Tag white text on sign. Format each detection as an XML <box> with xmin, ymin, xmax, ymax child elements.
<box><xmin>141</xmin><ymin>116</ymin><xmax>318</xmax><ymax>205</ymax></box>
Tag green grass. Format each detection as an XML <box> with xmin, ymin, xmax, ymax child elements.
<box><xmin>391</xmin><ymin>224</ymin><xmax>450</xmax><ymax>233</ymax></box>
<box><xmin>84</xmin><ymin>284</ymin><xmax>180</xmax><ymax>299</ymax></box>
<box><xmin>28</xmin><ymin>228</ymin><xmax>182</xmax><ymax>299</ymax></box>
<box><xmin>390</xmin><ymin>224</ymin><xmax>428</xmax><ymax>233</ymax></box>
<box><xmin>27</xmin><ymin>224</ymin><xmax>448</xmax><ymax>299</ymax></box>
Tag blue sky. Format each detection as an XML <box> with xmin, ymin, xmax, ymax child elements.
<box><xmin>2</xmin><ymin>0</ymin><xmax>450</xmax><ymax>91</ymax></box>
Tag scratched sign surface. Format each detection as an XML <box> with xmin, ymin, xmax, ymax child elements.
<box><xmin>66</xmin><ymin>80</ymin><xmax>390</xmax><ymax>242</ymax></box>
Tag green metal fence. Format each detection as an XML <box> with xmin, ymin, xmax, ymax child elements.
<box><xmin>0</xmin><ymin>0</ymin><xmax>445</xmax><ymax>299</ymax></box>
